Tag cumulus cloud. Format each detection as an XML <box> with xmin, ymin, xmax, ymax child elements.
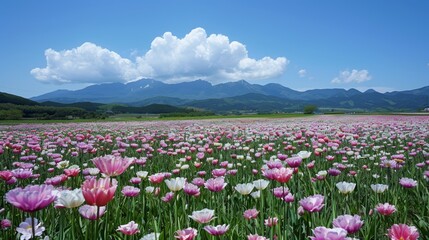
<box><xmin>136</xmin><ymin>28</ymin><xmax>288</xmax><ymax>82</ymax></box>
<box><xmin>331</xmin><ymin>69</ymin><xmax>371</xmax><ymax>84</ymax></box>
<box><xmin>31</xmin><ymin>42</ymin><xmax>140</xmax><ymax>84</ymax></box>
<box><xmin>31</xmin><ymin>28</ymin><xmax>288</xmax><ymax>84</ymax></box>
<box><xmin>298</xmin><ymin>69</ymin><xmax>306</xmax><ymax>78</ymax></box>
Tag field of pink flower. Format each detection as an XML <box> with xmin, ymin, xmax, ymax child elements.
<box><xmin>0</xmin><ymin>115</ymin><xmax>428</xmax><ymax>240</ymax></box>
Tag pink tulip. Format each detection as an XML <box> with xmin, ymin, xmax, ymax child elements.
<box><xmin>299</xmin><ymin>194</ymin><xmax>325</xmax><ymax>213</ymax></box>
<box><xmin>92</xmin><ymin>155</ymin><xmax>134</xmax><ymax>177</ymax></box>
<box><xmin>273</xmin><ymin>167</ymin><xmax>294</xmax><ymax>183</ymax></box>
<box><xmin>375</xmin><ymin>203</ymin><xmax>396</xmax><ymax>216</ymax></box>
<box><xmin>286</xmin><ymin>156</ymin><xmax>302</xmax><ymax>168</ymax></box>
<box><xmin>117</xmin><ymin>221</ymin><xmax>140</xmax><ymax>235</ymax></box>
<box><xmin>243</xmin><ymin>209</ymin><xmax>259</xmax><ymax>220</ymax></box>
<box><xmin>6</xmin><ymin>184</ymin><xmax>55</xmax><ymax>212</ymax></box>
<box><xmin>189</xmin><ymin>208</ymin><xmax>215</xmax><ymax>223</ymax></box>
<box><xmin>81</xmin><ymin>178</ymin><xmax>117</xmax><ymax>206</ymax></box>
<box><xmin>399</xmin><ymin>178</ymin><xmax>417</xmax><ymax>188</ymax></box>
<box><xmin>387</xmin><ymin>224</ymin><xmax>419</xmax><ymax>240</ymax></box>
<box><xmin>204</xmin><ymin>224</ymin><xmax>229</xmax><ymax>236</ymax></box>
<box><xmin>121</xmin><ymin>186</ymin><xmax>140</xmax><ymax>197</ymax></box>
<box><xmin>333</xmin><ymin>214</ymin><xmax>364</xmax><ymax>234</ymax></box>
<box><xmin>264</xmin><ymin>217</ymin><xmax>278</xmax><ymax>227</ymax></box>
<box><xmin>310</xmin><ymin>226</ymin><xmax>347</xmax><ymax>240</ymax></box>
<box><xmin>204</xmin><ymin>177</ymin><xmax>227</xmax><ymax>192</ymax></box>
<box><xmin>184</xmin><ymin>183</ymin><xmax>200</xmax><ymax>196</ymax></box>
<box><xmin>175</xmin><ymin>227</ymin><xmax>198</xmax><ymax>240</ymax></box>
<box><xmin>248</xmin><ymin>234</ymin><xmax>269</xmax><ymax>240</ymax></box>
<box><xmin>78</xmin><ymin>204</ymin><xmax>106</xmax><ymax>220</ymax></box>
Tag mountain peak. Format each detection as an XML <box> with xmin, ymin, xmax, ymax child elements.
<box><xmin>364</xmin><ymin>89</ymin><xmax>378</xmax><ymax>94</ymax></box>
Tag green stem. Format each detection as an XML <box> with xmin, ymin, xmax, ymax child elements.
<box><xmin>31</xmin><ymin>212</ymin><xmax>36</xmax><ymax>240</ymax></box>
<box><xmin>60</xmin><ymin>209</ymin><xmax>64</xmax><ymax>240</ymax></box>
<box><xmin>260</xmin><ymin>190</ymin><xmax>264</xmax><ymax>236</ymax></box>
<box><xmin>96</xmin><ymin>206</ymin><xmax>100</xmax><ymax>239</ymax></box>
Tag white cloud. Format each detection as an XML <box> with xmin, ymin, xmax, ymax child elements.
<box><xmin>31</xmin><ymin>42</ymin><xmax>140</xmax><ymax>84</ymax></box>
<box><xmin>31</xmin><ymin>28</ymin><xmax>288</xmax><ymax>84</ymax></box>
<box><xmin>136</xmin><ymin>27</ymin><xmax>288</xmax><ymax>82</ymax></box>
<box><xmin>331</xmin><ymin>69</ymin><xmax>371</xmax><ymax>84</ymax></box>
<box><xmin>298</xmin><ymin>69</ymin><xmax>306</xmax><ymax>78</ymax></box>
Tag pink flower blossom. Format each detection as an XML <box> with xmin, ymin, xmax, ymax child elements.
<box><xmin>1</xmin><ymin>219</ymin><xmax>11</xmax><ymax>229</ymax></box>
<box><xmin>375</xmin><ymin>203</ymin><xmax>396</xmax><ymax>216</ymax></box>
<box><xmin>192</xmin><ymin>177</ymin><xmax>205</xmax><ymax>187</ymax></box>
<box><xmin>387</xmin><ymin>224</ymin><xmax>419</xmax><ymax>240</ymax></box>
<box><xmin>81</xmin><ymin>177</ymin><xmax>117</xmax><ymax>206</ymax></box>
<box><xmin>129</xmin><ymin>177</ymin><xmax>142</xmax><ymax>184</ymax></box>
<box><xmin>204</xmin><ymin>177</ymin><xmax>227</xmax><ymax>192</ymax></box>
<box><xmin>6</xmin><ymin>184</ymin><xmax>55</xmax><ymax>212</ymax></box>
<box><xmin>121</xmin><ymin>186</ymin><xmax>140</xmax><ymax>197</ymax></box>
<box><xmin>12</xmin><ymin>168</ymin><xmax>33</xmax><ymax>179</ymax></box>
<box><xmin>204</xmin><ymin>224</ymin><xmax>229</xmax><ymax>236</ymax></box>
<box><xmin>273</xmin><ymin>167</ymin><xmax>294</xmax><ymax>183</ymax></box>
<box><xmin>0</xmin><ymin>170</ymin><xmax>13</xmax><ymax>181</ymax></box>
<box><xmin>286</xmin><ymin>156</ymin><xmax>302</xmax><ymax>168</ymax></box>
<box><xmin>243</xmin><ymin>209</ymin><xmax>259</xmax><ymax>220</ymax></box>
<box><xmin>117</xmin><ymin>221</ymin><xmax>140</xmax><ymax>235</ymax></box>
<box><xmin>211</xmin><ymin>168</ymin><xmax>227</xmax><ymax>177</ymax></box>
<box><xmin>184</xmin><ymin>183</ymin><xmax>200</xmax><ymax>196</ymax></box>
<box><xmin>299</xmin><ymin>194</ymin><xmax>325</xmax><ymax>213</ymax></box>
<box><xmin>175</xmin><ymin>227</ymin><xmax>198</xmax><ymax>240</ymax></box>
<box><xmin>399</xmin><ymin>178</ymin><xmax>417</xmax><ymax>188</ymax></box>
<box><xmin>189</xmin><ymin>208</ymin><xmax>215</xmax><ymax>223</ymax></box>
<box><xmin>264</xmin><ymin>217</ymin><xmax>278</xmax><ymax>227</ymax></box>
<box><xmin>161</xmin><ymin>192</ymin><xmax>175</xmax><ymax>202</ymax></box>
<box><xmin>333</xmin><ymin>214</ymin><xmax>364</xmax><ymax>234</ymax></box>
<box><xmin>92</xmin><ymin>155</ymin><xmax>134</xmax><ymax>177</ymax></box>
<box><xmin>149</xmin><ymin>173</ymin><xmax>165</xmax><ymax>184</ymax></box>
<box><xmin>78</xmin><ymin>204</ymin><xmax>106</xmax><ymax>220</ymax></box>
<box><xmin>283</xmin><ymin>193</ymin><xmax>295</xmax><ymax>203</ymax></box>
<box><xmin>247</xmin><ymin>234</ymin><xmax>268</xmax><ymax>240</ymax></box>
<box><xmin>310</xmin><ymin>226</ymin><xmax>347</xmax><ymax>240</ymax></box>
<box><xmin>272</xmin><ymin>186</ymin><xmax>290</xmax><ymax>198</ymax></box>
<box><xmin>64</xmin><ymin>167</ymin><xmax>80</xmax><ymax>177</ymax></box>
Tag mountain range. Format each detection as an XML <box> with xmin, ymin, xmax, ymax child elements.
<box><xmin>31</xmin><ymin>79</ymin><xmax>429</xmax><ymax>112</ymax></box>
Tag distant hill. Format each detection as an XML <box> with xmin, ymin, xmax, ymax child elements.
<box><xmin>41</xmin><ymin>101</ymin><xmax>105</xmax><ymax>112</ymax></box>
<box><xmin>27</xmin><ymin>79</ymin><xmax>429</xmax><ymax>112</ymax></box>
<box><xmin>31</xmin><ymin>79</ymin><xmax>303</xmax><ymax>103</ymax></box>
<box><xmin>0</xmin><ymin>92</ymin><xmax>39</xmax><ymax>106</ymax></box>
<box><xmin>0</xmin><ymin>91</ymin><xmax>199</xmax><ymax>120</ymax></box>
<box><xmin>184</xmin><ymin>93</ymin><xmax>303</xmax><ymax>113</ymax></box>
<box><xmin>111</xmin><ymin>103</ymin><xmax>190</xmax><ymax>114</ymax></box>
<box><xmin>128</xmin><ymin>96</ymin><xmax>192</xmax><ymax>107</ymax></box>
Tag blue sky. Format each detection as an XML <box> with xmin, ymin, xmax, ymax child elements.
<box><xmin>1</xmin><ymin>0</ymin><xmax>428</xmax><ymax>98</ymax></box>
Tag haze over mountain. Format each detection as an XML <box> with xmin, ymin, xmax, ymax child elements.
<box><xmin>32</xmin><ymin>79</ymin><xmax>366</xmax><ymax>103</ymax></box>
<box><xmin>31</xmin><ymin>79</ymin><xmax>429</xmax><ymax>112</ymax></box>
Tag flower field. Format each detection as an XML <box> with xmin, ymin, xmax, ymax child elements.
<box><xmin>0</xmin><ymin>115</ymin><xmax>428</xmax><ymax>240</ymax></box>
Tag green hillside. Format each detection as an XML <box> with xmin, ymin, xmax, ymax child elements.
<box><xmin>0</xmin><ymin>92</ymin><xmax>39</xmax><ymax>106</ymax></box>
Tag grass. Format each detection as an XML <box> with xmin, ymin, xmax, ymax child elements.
<box><xmin>0</xmin><ymin>113</ymin><xmax>310</xmax><ymax>125</ymax></box>
<box><xmin>2</xmin><ymin>112</ymin><xmax>428</xmax><ymax>126</ymax></box>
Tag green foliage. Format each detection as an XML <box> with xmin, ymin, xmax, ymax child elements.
<box><xmin>159</xmin><ymin>111</ymin><xmax>215</xmax><ymax>118</ymax></box>
<box><xmin>41</xmin><ymin>101</ymin><xmax>104</xmax><ymax>112</ymax></box>
<box><xmin>0</xmin><ymin>103</ymin><xmax>106</xmax><ymax>120</ymax></box>
<box><xmin>111</xmin><ymin>104</ymin><xmax>191</xmax><ymax>114</ymax></box>
<box><xmin>303</xmin><ymin>105</ymin><xmax>317</xmax><ymax>114</ymax></box>
<box><xmin>0</xmin><ymin>109</ymin><xmax>23</xmax><ymax>120</ymax></box>
<box><xmin>185</xmin><ymin>93</ymin><xmax>302</xmax><ymax>113</ymax></box>
<box><xmin>0</xmin><ymin>92</ymin><xmax>39</xmax><ymax>106</ymax></box>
